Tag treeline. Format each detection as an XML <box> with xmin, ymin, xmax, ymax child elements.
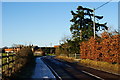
<box><xmin>55</xmin><ymin>39</ymin><xmax>80</xmax><ymax>56</ymax></box>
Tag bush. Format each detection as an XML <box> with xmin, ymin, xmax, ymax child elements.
<box><xmin>80</xmin><ymin>32</ymin><xmax>120</xmax><ymax>64</ymax></box>
<box><xmin>16</xmin><ymin>47</ymin><xmax>34</xmax><ymax>65</ymax></box>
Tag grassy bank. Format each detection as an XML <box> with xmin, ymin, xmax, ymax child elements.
<box><xmin>56</xmin><ymin>56</ymin><xmax>120</xmax><ymax>75</ymax></box>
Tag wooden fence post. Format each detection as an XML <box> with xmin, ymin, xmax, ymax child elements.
<box><xmin>6</xmin><ymin>52</ymin><xmax>9</xmax><ymax>77</ymax></box>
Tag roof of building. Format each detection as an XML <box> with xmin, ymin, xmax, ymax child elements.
<box><xmin>54</xmin><ymin>45</ymin><xmax>60</xmax><ymax>48</ymax></box>
<box><xmin>4</xmin><ymin>49</ymin><xmax>14</xmax><ymax>51</ymax></box>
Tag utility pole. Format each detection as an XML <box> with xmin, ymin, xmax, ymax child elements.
<box><xmin>50</xmin><ymin>43</ymin><xmax>52</xmax><ymax>47</ymax></box>
<box><xmin>80</xmin><ymin>30</ymin><xmax>82</xmax><ymax>41</ymax></box>
<box><xmin>93</xmin><ymin>8</ymin><xmax>96</xmax><ymax>39</ymax></box>
<box><xmin>93</xmin><ymin>0</ymin><xmax>113</xmax><ymax>39</ymax></box>
<box><xmin>50</xmin><ymin>43</ymin><xmax>52</xmax><ymax>54</ymax></box>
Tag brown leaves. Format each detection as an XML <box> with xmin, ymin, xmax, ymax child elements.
<box><xmin>80</xmin><ymin>33</ymin><xmax>120</xmax><ymax>64</ymax></box>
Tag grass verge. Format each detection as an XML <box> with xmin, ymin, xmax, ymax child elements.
<box><xmin>56</xmin><ymin>56</ymin><xmax>120</xmax><ymax>75</ymax></box>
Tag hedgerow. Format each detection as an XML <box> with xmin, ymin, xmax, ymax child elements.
<box><xmin>80</xmin><ymin>32</ymin><xmax>120</xmax><ymax>64</ymax></box>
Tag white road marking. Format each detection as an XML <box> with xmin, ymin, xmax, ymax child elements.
<box><xmin>82</xmin><ymin>70</ymin><xmax>104</xmax><ymax>80</ymax></box>
<box><xmin>43</xmin><ymin>76</ymin><xmax>49</xmax><ymax>78</ymax></box>
<box><xmin>31</xmin><ymin>57</ymin><xmax>55</xmax><ymax>79</ymax></box>
<box><xmin>65</xmin><ymin>64</ymin><xmax>72</xmax><ymax>68</ymax></box>
<box><xmin>42</xmin><ymin>58</ymin><xmax>62</xmax><ymax>80</ymax></box>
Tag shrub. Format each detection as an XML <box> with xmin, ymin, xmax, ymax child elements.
<box><xmin>80</xmin><ymin>33</ymin><xmax>120</xmax><ymax>64</ymax></box>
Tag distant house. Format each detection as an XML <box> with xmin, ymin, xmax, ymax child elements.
<box><xmin>4</xmin><ymin>49</ymin><xmax>14</xmax><ymax>53</ymax></box>
<box><xmin>4</xmin><ymin>47</ymin><xmax>21</xmax><ymax>53</ymax></box>
<box><xmin>31</xmin><ymin>46</ymin><xmax>39</xmax><ymax>52</ymax></box>
<box><xmin>54</xmin><ymin>45</ymin><xmax>60</xmax><ymax>48</ymax></box>
<box><xmin>34</xmin><ymin>50</ymin><xmax>43</xmax><ymax>55</ymax></box>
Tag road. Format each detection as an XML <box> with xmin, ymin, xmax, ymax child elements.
<box><xmin>9</xmin><ymin>56</ymin><xmax>120</xmax><ymax>80</ymax></box>
<box><xmin>41</xmin><ymin>56</ymin><xmax>120</xmax><ymax>80</ymax></box>
<box><xmin>31</xmin><ymin>57</ymin><xmax>55</xmax><ymax>79</ymax></box>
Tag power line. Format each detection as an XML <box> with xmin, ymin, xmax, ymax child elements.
<box><xmin>95</xmin><ymin>0</ymin><xmax>113</xmax><ymax>10</ymax></box>
<box><xmin>93</xmin><ymin>0</ymin><xmax>113</xmax><ymax>38</ymax></box>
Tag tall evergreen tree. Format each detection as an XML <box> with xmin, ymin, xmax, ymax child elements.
<box><xmin>70</xmin><ymin>6</ymin><xmax>108</xmax><ymax>41</ymax></box>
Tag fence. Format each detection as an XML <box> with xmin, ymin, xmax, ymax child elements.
<box><xmin>2</xmin><ymin>53</ymin><xmax>17</xmax><ymax>78</ymax></box>
<box><xmin>0</xmin><ymin>54</ymin><xmax>2</xmax><ymax>79</ymax></box>
<box><xmin>68</xmin><ymin>53</ymin><xmax>80</xmax><ymax>59</ymax></box>
<box><xmin>60</xmin><ymin>53</ymin><xmax>80</xmax><ymax>59</ymax></box>
<box><xmin>2</xmin><ymin>47</ymin><xmax>35</xmax><ymax>80</ymax></box>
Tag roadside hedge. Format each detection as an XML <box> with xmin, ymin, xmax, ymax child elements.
<box><xmin>80</xmin><ymin>32</ymin><xmax>120</xmax><ymax>64</ymax></box>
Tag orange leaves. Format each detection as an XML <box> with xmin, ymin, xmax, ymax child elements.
<box><xmin>101</xmin><ymin>31</ymin><xmax>110</xmax><ymax>39</ymax></box>
<box><xmin>80</xmin><ymin>34</ymin><xmax>120</xmax><ymax>64</ymax></box>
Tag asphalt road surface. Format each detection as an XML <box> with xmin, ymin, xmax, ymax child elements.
<box><xmin>31</xmin><ymin>57</ymin><xmax>55</xmax><ymax>79</ymax></box>
<box><xmin>12</xmin><ymin>56</ymin><xmax>120</xmax><ymax>80</ymax></box>
<box><xmin>41</xmin><ymin>56</ymin><xmax>120</xmax><ymax>80</ymax></box>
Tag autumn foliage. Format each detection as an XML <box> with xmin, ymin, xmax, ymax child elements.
<box><xmin>80</xmin><ymin>32</ymin><xmax>120</xmax><ymax>64</ymax></box>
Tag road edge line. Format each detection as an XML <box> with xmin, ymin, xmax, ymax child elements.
<box><xmin>82</xmin><ymin>70</ymin><xmax>104</xmax><ymax>80</ymax></box>
<box><xmin>41</xmin><ymin>58</ymin><xmax>62</xmax><ymax>80</ymax></box>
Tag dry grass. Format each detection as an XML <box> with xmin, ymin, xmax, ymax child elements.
<box><xmin>56</xmin><ymin>56</ymin><xmax>120</xmax><ymax>75</ymax></box>
<box><xmin>56</xmin><ymin>56</ymin><xmax>75</xmax><ymax>62</ymax></box>
<box><xmin>79</xmin><ymin>59</ymin><xmax>120</xmax><ymax>74</ymax></box>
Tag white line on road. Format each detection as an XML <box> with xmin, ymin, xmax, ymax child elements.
<box><xmin>65</xmin><ymin>64</ymin><xmax>72</xmax><ymax>68</ymax></box>
<box><xmin>31</xmin><ymin>57</ymin><xmax>55</xmax><ymax>79</ymax></box>
<box><xmin>42</xmin><ymin>58</ymin><xmax>62</xmax><ymax>80</ymax></box>
<box><xmin>82</xmin><ymin>70</ymin><xmax>104</xmax><ymax>80</ymax></box>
